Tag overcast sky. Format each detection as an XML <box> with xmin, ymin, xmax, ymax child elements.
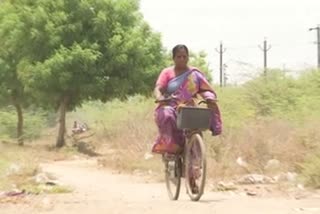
<box><xmin>140</xmin><ymin>0</ymin><xmax>320</xmax><ymax>83</ymax></box>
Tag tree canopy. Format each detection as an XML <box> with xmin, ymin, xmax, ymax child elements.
<box><xmin>0</xmin><ymin>0</ymin><xmax>166</xmax><ymax>147</ymax></box>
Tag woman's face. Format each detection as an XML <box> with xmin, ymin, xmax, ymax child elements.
<box><xmin>173</xmin><ymin>48</ymin><xmax>189</xmax><ymax>69</ymax></box>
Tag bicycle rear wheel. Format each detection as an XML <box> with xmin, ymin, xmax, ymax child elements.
<box><xmin>164</xmin><ymin>155</ymin><xmax>182</xmax><ymax>200</ymax></box>
<box><xmin>185</xmin><ymin>133</ymin><xmax>207</xmax><ymax>201</ymax></box>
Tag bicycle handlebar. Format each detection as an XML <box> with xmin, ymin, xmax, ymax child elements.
<box><xmin>154</xmin><ymin>97</ymin><xmax>173</xmax><ymax>103</ymax></box>
<box><xmin>198</xmin><ymin>99</ymin><xmax>218</xmax><ymax>105</ymax></box>
<box><xmin>155</xmin><ymin>97</ymin><xmax>217</xmax><ymax>104</ymax></box>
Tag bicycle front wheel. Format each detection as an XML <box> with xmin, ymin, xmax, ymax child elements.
<box><xmin>185</xmin><ymin>133</ymin><xmax>207</xmax><ymax>201</ymax></box>
<box><xmin>164</xmin><ymin>156</ymin><xmax>182</xmax><ymax>200</ymax></box>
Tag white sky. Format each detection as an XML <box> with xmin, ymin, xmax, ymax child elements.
<box><xmin>140</xmin><ymin>0</ymin><xmax>320</xmax><ymax>84</ymax></box>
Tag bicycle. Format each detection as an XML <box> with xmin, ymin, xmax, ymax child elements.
<box><xmin>156</xmin><ymin>98</ymin><xmax>212</xmax><ymax>201</ymax></box>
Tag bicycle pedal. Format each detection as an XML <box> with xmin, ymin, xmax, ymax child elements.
<box><xmin>164</xmin><ymin>153</ymin><xmax>176</xmax><ymax>161</ymax></box>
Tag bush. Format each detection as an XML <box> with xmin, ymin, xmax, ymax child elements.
<box><xmin>300</xmin><ymin>152</ymin><xmax>320</xmax><ymax>188</ymax></box>
<box><xmin>68</xmin><ymin>95</ymin><xmax>154</xmax><ymax>137</ymax></box>
<box><xmin>215</xmin><ymin>86</ymin><xmax>255</xmax><ymax>128</ymax></box>
<box><xmin>245</xmin><ymin>70</ymin><xmax>300</xmax><ymax>118</ymax></box>
<box><xmin>244</xmin><ymin>69</ymin><xmax>320</xmax><ymax>122</ymax></box>
<box><xmin>0</xmin><ymin>107</ymin><xmax>48</xmax><ymax>141</ymax></box>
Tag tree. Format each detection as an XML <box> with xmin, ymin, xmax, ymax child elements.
<box><xmin>0</xmin><ymin>3</ymin><xmax>31</xmax><ymax>145</ymax></box>
<box><xmin>189</xmin><ymin>51</ymin><xmax>213</xmax><ymax>83</ymax></box>
<box><xmin>0</xmin><ymin>61</ymin><xmax>25</xmax><ymax>146</ymax></box>
<box><xmin>1</xmin><ymin>0</ymin><xmax>164</xmax><ymax>147</ymax></box>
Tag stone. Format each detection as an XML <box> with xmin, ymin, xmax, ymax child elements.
<box><xmin>236</xmin><ymin>157</ymin><xmax>249</xmax><ymax>168</ymax></box>
<box><xmin>237</xmin><ymin>174</ymin><xmax>275</xmax><ymax>185</ymax></box>
<box><xmin>264</xmin><ymin>159</ymin><xmax>281</xmax><ymax>172</ymax></box>
<box><xmin>217</xmin><ymin>181</ymin><xmax>237</xmax><ymax>191</ymax></box>
<box><xmin>144</xmin><ymin>152</ymin><xmax>154</xmax><ymax>160</ymax></box>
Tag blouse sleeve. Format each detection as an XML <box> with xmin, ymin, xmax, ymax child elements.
<box><xmin>155</xmin><ymin>68</ymin><xmax>170</xmax><ymax>89</ymax></box>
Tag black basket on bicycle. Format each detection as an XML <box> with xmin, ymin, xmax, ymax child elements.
<box><xmin>177</xmin><ymin>106</ymin><xmax>211</xmax><ymax>130</ymax></box>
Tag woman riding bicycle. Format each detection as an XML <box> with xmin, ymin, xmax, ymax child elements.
<box><xmin>152</xmin><ymin>44</ymin><xmax>222</xmax><ymax>155</ymax></box>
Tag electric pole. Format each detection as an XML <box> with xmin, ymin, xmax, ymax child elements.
<box><xmin>215</xmin><ymin>42</ymin><xmax>226</xmax><ymax>87</ymax></box>
<box><xmin>259</xmin><ymin>38</ymin><xmax>271</xmax><ymax>76</ymax></box>
<box><xmin>309</xmin><ymin>25</ymin><xmax>320</xmax><ymax>69</ymax></box>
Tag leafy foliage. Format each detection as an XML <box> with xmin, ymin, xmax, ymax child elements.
<box><xmin>245</xmin><ymin>69</ymin><xmax>320</xmax><ymax>121</ymax></box>
<box><xmin>0</xmin><ymin>0</ymin><xmax>166</xmax><ymax>146</ymax></box>
<box><xmin>7</xmin><ymin>0</ymin><xmax>165</xmax><ymax>107</ymax></box>
<box><xmin>0</xmin><ymin>108</ymin><xmax>48</xmax><ymax>140</ymax></box>
<box><xmin>189</xmin><ymin>50</ymin><xmax>213</xmax><ymax>82</ymax></box>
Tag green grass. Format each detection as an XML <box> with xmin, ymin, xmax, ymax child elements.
<box><xmin>0</xmin><ymin>108</ymin><xmax>49</xmax><ymax>141</ymax></box>
<box><xmin>0</xmin><ymin>159</ymin><xmax>9</xmax><ymax>175</ymax></box>
<box><xmin>68</xmin><ymin>95</ymin><xmax>154</xmax><ymax>136</ymax></box>
<box><xmin>0</xmin><ymin>158</ymin><xmax>10</xmax><ymax>189</ymax></box>
<box><xmin>300</xmin><ymin>151</ymin><xmax>320</xmax><ymax>188</ymax></box>
<box><xmin>21</xmin><ymin>183</ymin><xmax>73</xmax><ymax>194</ymax></box>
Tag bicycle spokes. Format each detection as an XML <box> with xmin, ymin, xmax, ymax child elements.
<box><xmin>185</xmin><ymin>134</ymin><xmax>207</xmax><ymax>201</ymax></box>
<box><xmin>164</xmin><ymin>156</ymin><xmax>182</xmax><ymax>200</ymax></box>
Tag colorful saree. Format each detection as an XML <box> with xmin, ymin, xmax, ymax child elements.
<box><xmin>152</xmin><ymin>67</ymin><xmax>222</xmax><ymax>154</ymax></box>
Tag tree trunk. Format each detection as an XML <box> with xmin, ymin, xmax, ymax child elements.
<box><xmin>56</xmin><ymin>96</ymin><xmax>69</xmax><ymax>148</ymax></box>
<box><xmin>13</xmin><ymin>102</ymin><xmax>24</xmax><ymax>146</ymax></box>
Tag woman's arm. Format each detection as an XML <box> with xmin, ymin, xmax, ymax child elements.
<box><xmin>154</xmin><ymin>86</ymin><xmax>163</xmax><ymax>100</ymax></box>
<box><xmin>154</xmin><ymin>68</ymin><xmax>171</xmax><ymax>100</ymax></box>
<box><xmin>195</xmin><ymin>70</ymin><xmax>218</xmax><ymax>108</ymax></box>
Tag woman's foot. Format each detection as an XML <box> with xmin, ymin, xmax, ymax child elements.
<box><xmin>189</xmin><ymin>177</ymin><xmax>199</xmax><ymax>194</ymax></box>
<box><xmin>152</xmin><ymin>142</ymin><xmax>182</xmax><ymax>154</ymax></box>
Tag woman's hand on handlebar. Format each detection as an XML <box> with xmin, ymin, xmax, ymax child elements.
<box><xmin>155</xmin><ymin>95</ymin><xmax>174</xmax><ymax>103</ymax></box>
<box><xmin>206</xmin><ymin>99</ymin><xmax>217</xmax><ymax>110</ymax></box>
<box><xmin>198</xmin><ymin>99</ymin><xmax>217</xmax><ymax>109</ymax></box>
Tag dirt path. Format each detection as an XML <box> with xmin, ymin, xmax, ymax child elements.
<box><xmin>1</xmin><ymin>159</ymin><xmax>320</xmax><ymax>214</ymax></box>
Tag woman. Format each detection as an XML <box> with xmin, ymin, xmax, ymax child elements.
<box><xmin>152</xmin><ymin>44</ymin><xmax>222</xmax><ymax>154</ymax></box>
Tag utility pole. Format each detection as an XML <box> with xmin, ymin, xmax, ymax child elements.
<box><xmin>259</xmin><ymin>38</ymin><xmax>271</xmax><ymax>76</ymax></box>
<box><xmin>215</xmin><ymin>42</ymin><xmax>226</xmax><ymax>87</ymax></box>
<box><xmin>309</xmin><ymin>25</ymin><xmax>320</xmax><ymax>69</ymax></box>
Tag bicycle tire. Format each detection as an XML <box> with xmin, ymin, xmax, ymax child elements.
<box><xmin>165</xmin><ymin>156</ymin><xmax>182</xmax><ymax>200</ymax></box>
<box><xmin>185</xmin><ymin>133</ymin><xmax>207</xmax><ymax>201</ymax></box>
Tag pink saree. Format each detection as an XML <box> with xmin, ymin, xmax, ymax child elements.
<box><xmin>152</xmin><ymin>67</ymin><xmax>222</xmax><ymax>154</ymax></box>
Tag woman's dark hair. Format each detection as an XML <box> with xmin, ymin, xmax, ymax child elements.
<box><xmin>172</xmin><ymin>44</ymin><xmax>189</xmax><ymax>58</ymax></box>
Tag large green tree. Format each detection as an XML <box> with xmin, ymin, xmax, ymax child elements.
<box><xmin>0</xmin><ymin>3</ymin><xmax>31</xmax><ymax>145</ymax></box>
<box><xmin>1</xmin><ymin>0</ymin><xmax>164</xmax><ymax>147</ymax></box>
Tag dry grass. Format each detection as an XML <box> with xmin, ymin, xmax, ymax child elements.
<box><xmin>92</xmin><ymin>106</ymin><xmax>320</xmax><ymax>184</ymax></box>
<box><xmin>0</xmin><ymin>136</ymin><xmax>78</xmax><ymax>192</ymax></box>
<box><xmin>95</xmin><ymin>108</ymin><xmax>164</xmax><ymax>179</ymax></box>
<box><xmin>206</xmin><ymin>119</ymin><xmax>320</xmax><ymax>183</ymax></box>
<box><xmin>2</xmin><ymin>98</ymin><xmax>320</xmax><ymax>189</ymax></box>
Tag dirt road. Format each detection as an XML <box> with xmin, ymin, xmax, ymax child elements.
<box><xmin>1</xmin><ymin>159</ymin><xmax>320</xmax><ymax>214</ymax></box>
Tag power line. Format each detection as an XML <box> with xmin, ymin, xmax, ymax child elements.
<box><xmin>271</xmin><ymin>42</ymin><xmax>314</xmax><ymax>48</ymax></box>
<box><xmin>225</xmin><ymin>42</ymin><xmax>313</xmax><ymax>51</ymax></box>
<box><xmin>227</xmin><ymin>45</ymin><xmax>259</xmax><ymax>51</ymax></box>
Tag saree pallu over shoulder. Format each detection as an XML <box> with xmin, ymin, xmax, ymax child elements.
<box><xmin>179</xmin><ymin>69</ymin><xmax>221</xmax><ymax>136</ymax></box>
